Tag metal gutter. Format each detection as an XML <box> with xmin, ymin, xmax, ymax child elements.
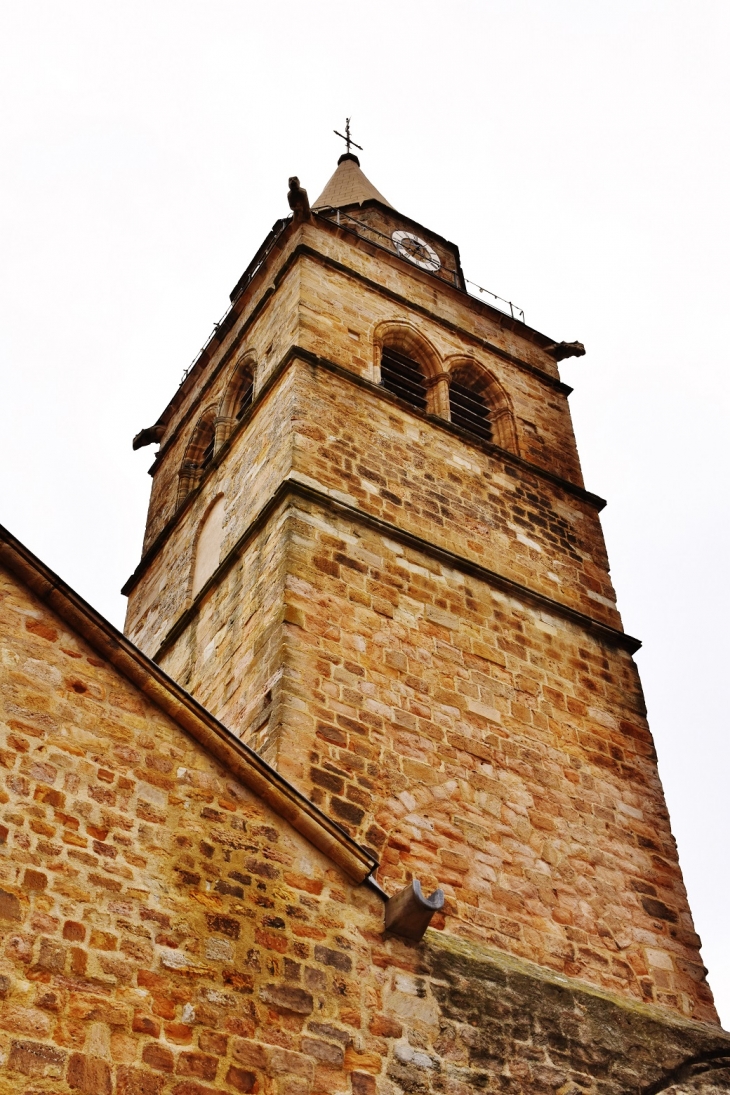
<box><xmin>0</xmin><ymin>524</ymin><xmax>379</xmax><ymax>886</ymax></box>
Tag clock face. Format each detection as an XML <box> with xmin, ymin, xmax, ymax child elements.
<box><xmin>392</xmin><ymin>230</ymin><xmax>441</xmax><ymax>272</ymax></box>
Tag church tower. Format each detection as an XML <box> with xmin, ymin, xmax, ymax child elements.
<box><xmin>124</xmin><ymin>148</ymin><xmax>717</xmax><ymax>1034</ymax></box>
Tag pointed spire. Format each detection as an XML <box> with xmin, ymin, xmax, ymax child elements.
<box><xmin>312</xmin><ymin>153</ymin><xmax>393</xmax><ymax>211</ymax></box>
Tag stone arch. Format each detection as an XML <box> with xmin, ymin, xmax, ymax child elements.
<box><xmin>372</xmin><ymin>320</ymin><xmax>447</xmax><ymax>416</ymax></box>
<box><xmin>217</xmin><ymin>351</ymin><xmax>257</xmax><ymax>445</ymax></box>
<box><xmin>191</xmin><ymin>493</ymin><xmax>225</xmax><ymax>599</ymax></box>
<box><xmin>445</xmin><ymin>355</ymin><xmax>519</xmax><ymax>454</ymax></box>
<box><xmin>177</xmin><ymin>404</ymin><xmax>218</xmax><ymax>506</ymax></box>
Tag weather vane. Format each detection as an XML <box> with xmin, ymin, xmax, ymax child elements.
<box><xmin>334</xmin><ymin>117</ymin><xmax>363</xmax><ymax>156</ymax></box>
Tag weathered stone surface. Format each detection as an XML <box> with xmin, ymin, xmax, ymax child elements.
<box><xmin>414</xmin><ymin>933</ymin><xmax>730</xmax><ymax>1093</ymax></box>
<box><xmin>119</xmin><ymin>193</ymin><xmax>720</xmax><ymax>1029</ymax></box>
<box><xmin>3</xmin><ymin>171</ymin><xmax>729</xmax><ymax>1093</ymax></box>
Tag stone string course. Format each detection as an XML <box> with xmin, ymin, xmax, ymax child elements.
<box><xmin>157</xmin><ymin>488</ymin><xmax>713</xmax><ymax>1022</ymax></box>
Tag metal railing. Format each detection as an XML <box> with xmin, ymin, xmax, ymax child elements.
<box><xmin>465</xmin><ymin>279</ymin><xmax>525</xmax><ymax>323</ymax></box>
<box><xmin>179</xmin><ymin>217</ymin><xmax>291</xmax><ymax>387</ymax></box>
<box><xmin>178</xmin><ymin>211</ymin><xmax>526</xmax><ymax>389</ymax></box>
<box><xmin>318</xmin><ymin>208</ymin><xmax>462</xmax><ymax>289</ymax></box>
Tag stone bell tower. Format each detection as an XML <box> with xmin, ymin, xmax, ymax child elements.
<box><xmin>124</xmin><ymin>149</ymin><xmax>719</xmax><ymax>1035</ymax></box>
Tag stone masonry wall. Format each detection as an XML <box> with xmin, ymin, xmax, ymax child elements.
<box><xmin>288</xmin><ymin>360</ymin><xmax>618</xmax><ymax>627</ymax></box>
<box><xmin>297</xmin><ymin>217</ymin><xmax>564</xmax><ymax>382</ymax></box>
<box><xmin>126</xmin><ymin>367</ymin><xmax>298</xmax><ymax>658</ymax></box>
<box><xmin>133</xmin><ymin>214</ymin><xmax>586</xmax><ymax>593</ymax></box>
<box><xmin>1</xmin><ymin>564</ymin><xmax>728</xmax><ymax>1095</ymax></box>
<box><xmin>113</xmin><ymin>202</ymin><xmax>728</xmax><ymax>1090</ymax></box>
<box><xmin>0</xmin><ymin>564</ymin><xmax>383</xmax><ymax>1095</ymax></box>
<box><xmin>371</xmin><ymin>931</ymin><xmax>730</xmax><ymax>1095</ymax></box>
<box><xmin>159</xmin><ymin>506</ymin><xmax>290</xmax><ymax>760</ymax></box>
<box><xmin>140</xmin><ymin>262</ymin><xmax>302</xmax><ymax>555</ymax></box>
<box><xmin>152</xmin><ymin>480</ymin><xmax>714</xmax><ymax>1025</ymax></box>
<box><xmin>295</xmin><ymin>250</ymin><xmax>585</xmax><ymax>486</ymax></box>
<box><xmin>127</xmin><ymin>353</ymin><xmax>618</xmax><ymax>675</ymax></box>
<box><xmin>128</xmin><ymin>351</ymin><xmax>708</xmax><ymax>1020</ymax></box>
<box><xmin>274</xmin><ymin>494</ymin><xmax>714</xmax><ymax>1023</ymax></box>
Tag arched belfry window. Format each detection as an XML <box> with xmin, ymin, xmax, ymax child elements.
<box><xmin>446</xmin><ymin>360</ymin><xmax>518</xmax><ymax>454</ymax></box>
<box><xmin>380</xmin><ymin>346</ymin><xmax>428</xmax><ymax>411</ymax></box>
<box><xmin>188</xmin><ymin>416</ymin><xmax>215</xmax><ymax>472</ymax></box>
<box><xmin>375</xmin><ymin>323</ymin><xmax>442</xmax><ymax>414</ymax></box>
<box><xmin>199</xmin><ymin>427</ymin><xmax>215</xmax><ymax>470</ymax></box>
<box><xmin>449</xmin><ymin>372</ymin><xmax>493</xmax><ymax>443</ymax></box>
<box><xmin>177</xmin><ymin>406</ymin><xmax>218</xmax><ymax>505</ymax></box>
<box><xmin>218</xmin><ymin>355</ymin><xmax>257</xmax><ymax>445</ymax></box>
<box><xmin>235</xmin><ymin>367</ymin><xmax>254</xmax><ymax>421</ymax></box>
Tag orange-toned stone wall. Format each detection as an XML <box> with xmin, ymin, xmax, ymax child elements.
<box><xmin>273</xmin><ymin>494</ymin><xmax>714</xmax><ymax>1021</ymax></box>
<box><xmin>2</xmin><ymin>563</ymin><xmax>726</xmax><ymax>1095</ymax></box>
<box><xmin>150</xmin><ymin>480</ymin><xmax>710</xmax><ymax>1019</ymax></box>
<box><xmin>128</xmin><ymin>354</ymin><xmax>617</xmax><ymax>672</ymax></box>
<box><xmin>0</xmin><ymin>566</ymin><xmax>389</xmax><ymax>1095</ymax></box>
<box><xmin>134</xmin><ymin>215</ymin><xmax>585</xmax><ymax>578</ymax></box>
<box><xmin>2</xmin><ymin>560</ymin><xmax>726</xmax><ymax>1095</ymax></box>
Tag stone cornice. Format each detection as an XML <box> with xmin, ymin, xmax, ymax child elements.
<box><xmin>150</xmin><ymin>477</ymin><xmax>641</xmax><ymax>668</ymax></box>
<box><xmin>123</xmin><ymin>347</ymin><xmax>604</xmax><ymax>598</ymax></box>
<box><xmin>0</xmin><ymin>524</ymin><xmax>379</xmax><ymax>886</ymax></box>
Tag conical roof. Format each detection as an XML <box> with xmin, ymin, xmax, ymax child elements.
<box><xmin>312</xmin><ymin>153</ymin><xmax>393</xmax><ymax>210</ymax></box>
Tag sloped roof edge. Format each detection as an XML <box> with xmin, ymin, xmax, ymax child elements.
<box><xmin>313</xmin><ymin>154</ymin><xmax>394</xmax><ymax>210</ymax></box>
<box><xmin>0</xmin><ymin>524</ymin><xmax>378</xmax><ymax>885</ymax></box>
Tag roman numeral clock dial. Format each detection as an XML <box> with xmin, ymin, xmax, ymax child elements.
<box><xmin>392</xmin><ymin>229</ymin><xmax>441</xmax><ymax>272</ymax></box>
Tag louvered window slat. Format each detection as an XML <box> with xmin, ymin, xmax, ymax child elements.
<box><xmin>236</xmin><ymin>381</ymin><xmax>254</xmax><ymax>421</ymax></box>
<box><xmin>199</xmin><ymin>435</ymin><xmax>215</xmax><ymax>469</ymax></box>
<box><xmin>380</xmin><ymin>348</ymin><xmax>427</xmax><ymax>410</ymax></box>
<box><xmin>449</xmin><ymin>380</ymin><xmax>493</xmax><ymax>443</ymax></box>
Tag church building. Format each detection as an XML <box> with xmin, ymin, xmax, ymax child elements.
<box><xmin>1</xmin><ymin>147</ymin><xmax>729</xmax><ymax>1094</ymax></box>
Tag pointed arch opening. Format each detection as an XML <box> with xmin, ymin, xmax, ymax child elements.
<box><xmin>446</xmin><ymin>358</ymin><xmax>518</xmax><ymax>454</ymax></box>
<box><xmin>214</xmin><ymin>353</ymin><xmax>257</xmax><ymax>450</ymax></box>
<box><xmin>373</xmin><ymin>322</ymin><xmax>443</xmax><ymax>415</ymax></box>
<box><xmin>177</xmin><ymin>405</ymin><xmax>218</xmax><ymax>506</ymax></box>
<box><xmin>220</xmin><ymin>353</ymin><xmax>257</xmax><ymax>424</ymax></box>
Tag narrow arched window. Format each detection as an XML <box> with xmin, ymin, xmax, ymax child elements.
<box><xmin>380</xmin><ymin>346</ymin><xmax>428</xmax><ymax>411</ymax></box>
<box><xmin>198</xmin><ymin>424</ymin><xmax>215</xmax><ymax>470</ymax></box>
<box><xmin>177</xmin><ymin>407</ymin><xmax>218</xmax><ymax>506</ymax></box>
<box><xmin>192</xmin><ymin>496</ymin><xmax>225</xmax><ymax>597</ymax></box>
<box><xmin>449</xmin><ymin>370</ymin><xmax>493</xmax><ymax>443</ymax></box>
<box><xmin>235</xmin><ymin>368</ymin><xmax>254</xmax><ymax>421</ymax></box>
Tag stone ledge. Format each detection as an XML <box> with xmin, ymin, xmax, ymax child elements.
<box><xmin>123</xmin><ymin>347</ymin><xmax>606</xmax><ymax>598</ymax></box>
<box><xmin>151</xmin><ymin>478</ymin><xmax>640</xmax><ymax>662</ymax></box>
<box><xmin>419</xmin><ymin>930</ymin><xmax>730</xmax><ymax>1094</ymax></box>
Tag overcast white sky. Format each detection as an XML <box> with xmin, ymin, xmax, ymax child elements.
<box><xmin>1</xmin><ymin>0</ymin><xmax>728</xmax><ymax>1024</ymax></box>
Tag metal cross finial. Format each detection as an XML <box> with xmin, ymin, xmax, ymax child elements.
<box><xmin>334</xmin><ymin>117</ymin><xmax>363</xmax><ymax>156</ymax></box>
